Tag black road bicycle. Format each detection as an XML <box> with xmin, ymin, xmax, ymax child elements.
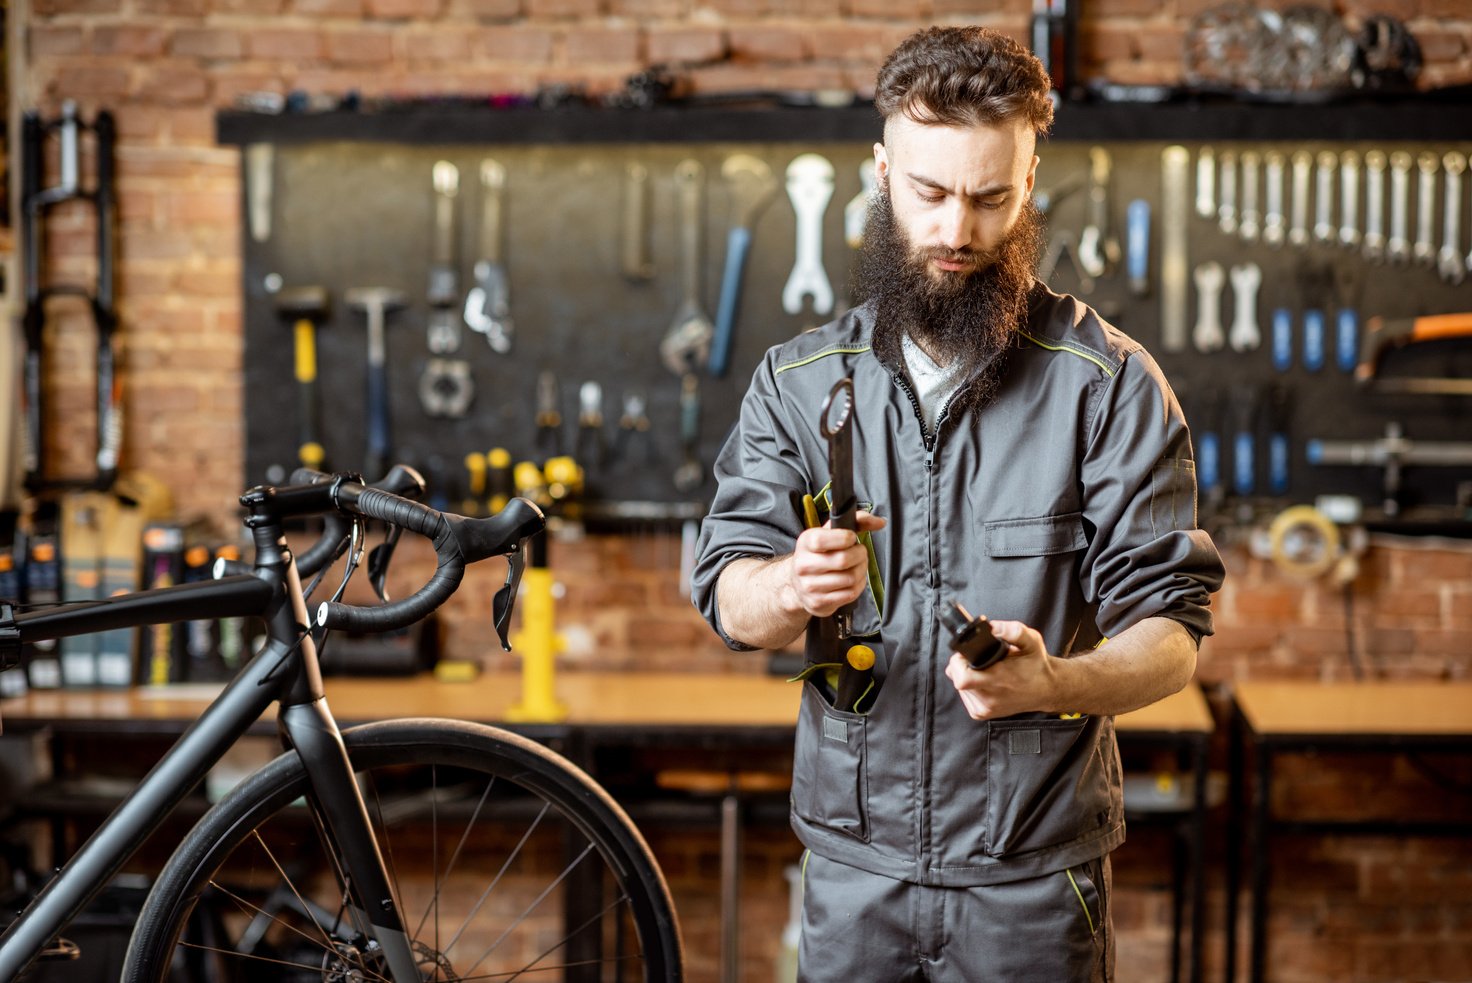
<box><xmin>0</xmin><ymin>467</ymin><xmax>684</xmax><ymax>982</ymax></box>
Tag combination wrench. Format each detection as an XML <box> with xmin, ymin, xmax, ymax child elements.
<box><xmin>1078</xmin><ymin>146</ymin><xmax>1120</xmax><ymax>278</ymax></box>
<box><xmin>1262</xmin><ymin>151</ymin><xmax>1286</xmax><ymax>248</ymax></box>
<box><xmin>1441</xmin><ymin>152</ymin><xmax>1465</xmax><ymax>285</ymax></box>
<box><xmin>1362</xmin><ymin>150</ymin><xmax>1387</xmax><ymax>262</ymax></box>
<box><xmin>1238</xmin><ymin>151</ymin><xmax>1260</xmax><ymax>242</ymax></box>
<box><xmin>1387</xmin><ymin>151</ymin><xmax>1412</xmax><ymax>265</ymax></box>
<box><xmin>1229</xmin><ymin>262</ymin><xmax>1262</xmax><ymax>352</ymax></box>
<box><xmin>782</xmin><ymin>154</ymin><xmax>835</xmax><ymax>317</ymax></box>
<box><xmin>1413</xmin><ymin>152</ymin><xmax>1438</xmax><ymax>267</ymax></box>
<box><xmin>1193</xmin><ymin>261</ymin><xmax>1226</xmax><ymax>353</ymax></box>
<box><xmin>1339</xmin><ymin>151</ymin><xmax>1361</xmax><ymax>250</ymax></box>
<box><xmin>1160</xmin><ymin>146</ymin><xmax>1191</xmax><ymax>353</ymax></box>
<box><xmin>1289</xmin><ymin>151</ymin><xmax>1312</xmax><ymax>247</ymax></box>
<box><xmin>1313</xmin><ymin>151</ymin><xmax>1336</xmax><ymax>245</ymax></box>
<box><xmin>1196</xmin><ymin>146</ymin><xmax>1216</xmax><ymax>220</ymax></box>
<box><xmin>1218</xmin><ymin>150</ymin><xmax>1237</xmax><ymax>235</ymax></box>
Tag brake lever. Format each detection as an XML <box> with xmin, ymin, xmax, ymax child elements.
<box><xmin>366</xmin><ymin>524</ymin><xmax>405</xmax><ymax>602</ymax></box>
<box><xmin>491</xmin><ymin>542</ymin><xmax>529</xmax><ymax>651</ymax></box>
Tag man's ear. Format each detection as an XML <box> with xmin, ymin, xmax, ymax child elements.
<box><xmin>874</xmin><ymin>142</ymin><xmax>889</xmax><ymax>182</ymax></box>
<box><xmin>1026</xmin><ymin>154</ymin><xmax>1039</xmax><ymax>194</ymax></box>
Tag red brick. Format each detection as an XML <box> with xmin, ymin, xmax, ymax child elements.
<box><xmin>135</xmin><ymin>65</ymin><xmax>211</xmax><ymax>105</ymax></box>
<box><xmin>728</xmin><ymin>26</ymin><xmax>807</xmax><ymax>63</ymax></box>
<box><xmin>563</xmin><ymin>26</ymin><xmax>639</xmax><ymax>65</ymax></box>
<box><xmin>366</xmin><ymin>0</ymin><xmax>443</xmax><ymax>19</ymax></box>
<box><xmin>323</xmin><ymin>28</ymin><xmax>395</xmax><ymax>64</ymax></box>
<box><xmin>133</xmin><ymin>0</ymin><xmax>207</xmax><ymax>14</ymax></box>
<box><xmin>450</xmin><ymin>0</ymin><xmax>519</xmax><ymax>18</ymax></box>
<box><xmin>90</xmin><ymin>24</ymin><xmax>169</xmax><ymax>57</ymax></box>
<box><xmin>404</xmin><ymin>30</ymin><xmax>472</xmax><ymax>62</ymax></box>
<box><xmin>646</xmin><ymin>27</ymin><xmax>727</xmax><ymax>66</ymax></box>
<box><xmin>605</xmin><ymin>0</ymin><xmax>679</xmax><ymax>14</ymax></box>
<box><xmin>805</xmin><ymin>23</ymin><xmax>897</xmax><ymax>65</ymax></box>
<box><xmin>170</xmin><ymin>27</ymin><xmax>245</xmax><ymax>59</ymax></box>
<box><xmin>29</xmin><ymin>26</ymin><xmax>86</xmax><ymax>57</ymax></box>
<box><xmin>1232</xmin><ymin>584</ymin><xmax>1305</xmax><ymax>621</ymax></box>
<box><xmin>291</xmin><ymin>0</ymin><xmax>365</xmax><ymax>16</ymax></box>
<box><xmin>246</xmin><ymin>28</ymin><xmax>324</xmax><ymax>60</ymax></box>
<box><xmin>845</xmin><ymin>0</ymin><xmax>914</xmax><ymax>15</ymax></box>
<box><xmin>525</xmin><ymin>0</ymin><xmax>598</xmax><ymax>16</ymax></box>
<box><xmin>41</xmin><ymin>63</ymin><xmax>131</xmax><ymax>101</ymax></box>
<box><xmin>1082</xmin><ymin>0</ymin><xmax>1163</xmax><ymax>15</ymax></box>
<box><xmin>473</xmin><ymin>25</ymin><xmax>555</xmax><ymax>63</ymax></box>
<box><xmin>211</xmin><ymin>0</ymin><xmax>287</xmax><ymax>11</ymax></box>
<box><xmin>32</xmin><ymin>0</ymin><xmax>121</xmax><ymax>13</ymax></box>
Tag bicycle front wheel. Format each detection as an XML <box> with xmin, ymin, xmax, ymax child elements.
<box><xmin>123</xmin><ymin>718</ymin><xmax>683</xmax><ymax>982</ymax></box>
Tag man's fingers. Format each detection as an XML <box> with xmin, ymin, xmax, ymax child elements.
<box><xmin>989</xmin><ymin>619</ymin><xmax>1041</xmax><ymax>654</ymax></box>
<box><xmin>855</xmin><ymin>510</ymin><xmax>887</xmax><ymax>532</ymax></box>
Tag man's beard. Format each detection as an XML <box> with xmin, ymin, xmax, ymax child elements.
<box><xmin>853</xmin><ymin>185</ymin><xmax>1044</xmax><ymax>411</ymax></box>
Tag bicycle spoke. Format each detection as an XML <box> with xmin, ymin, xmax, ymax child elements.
<box><xmin>199</xmin><ymin>881</ymin><xmax>392</xmax><ymax>982</ymax></box>
<box><xmin>243</xmin><ymin>828</ymin><xmax>337</xmax><ymax>952</ymax></box>
<box><xmin>442</xmin><ymin>800</ymin><xmax>551</xmax><ymax>957</ymax></box>
<box><xmin>464</xmin><ymin>841</ymin><xmax>597</xmax><ymax>978</ymax></box>
<box><xmin>504</xmin><ymin>891</ymin><xmax>640</xmax><ymax>982</ymax></box>
<box><xmin>414</xmin><ymin>772</ymin><xmax>497</xmax><ymax>941</ymax></box>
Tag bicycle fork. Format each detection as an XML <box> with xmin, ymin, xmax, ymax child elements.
<box><xmin>279</xmin><ymin>698</ymin><xmax>422</xmax><ymax>982</ymax></box>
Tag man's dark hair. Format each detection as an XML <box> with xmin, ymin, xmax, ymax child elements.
<box><xmin>874</xmin><ymin>26</ymin><xmax>1054</xmax><ymax>137</ymax></box>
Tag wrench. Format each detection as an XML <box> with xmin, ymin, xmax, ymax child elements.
<box><xmin>844</xmin><ymin>158</ymin><xmax>877</xmax><ymax>249</ymax></box>
<box><xmin>1262</xmin><ymin>151</ymin><xmax>1286</xmax><ymax>248</ymax></box>
<box><xmin>1414</xmin><ymin>151</ymin><xmax>1438</xmax><ymax>267</ymax></box>
<box><xmin>620</xmin><ymin>161</ymin><xmax>654</xmax><ymax>281</ymax></box>
<box><xmin>1362</xmin><ymin>150</ymin><xmax>1387</xmax><ymax>262</ymax></box>
<box><xmin>1289</xmin><ymin>151</ymin><xmax>1312</xmax><ymax>247</ymax></box>
<box><xmin>710</xmin><ymin>153</ymin><xmax>779</xmax><ymax>378</ymax></box>
<box><xmin>1217</xmin><ymin>150</ymin><xmax>1237</xmax><ymax>235</ymax></box>
<box><xmin>1441</xmin><ymin>152</ymin><xmax>1466</xmax><ymax>285</ymax></box>
<box><xmin>1237</xmin><ymin>151</ymin><xmax>1260</xmax><ymax>242</ymax></box>
<box><xmin>1160</xmin><ymin>146</ymin><xmax>1191</xmax><ymax>353</ymax></box>
<box><xmin>463</xmin><ymin>158</ymin><xmax>514</xmax><ymax>354</ymax></box>
<box><xmin>1196</xmin><ymin>146</ymin><xmax>1216</xmax><ymax>220</ymax></box>
<box><xmin>782</xmin><ymin>153</ymin><xmax>835</xmax><ymax>316</ymax></box>
<box><xmin>1313</xmin><ymin>151</ymin><xmax>1336</xmax><ymax>245</ymax></box>
<box><xmin>427</xmin><ymin>160</ymin><xmax>462</xmax><ymax>355</ymax></box>
<box><xmin>1193</xmin><ymin>261</ymin><xmax>1226</xmax><ymax>353</ymax></box>
<box><xmin>1387</xmin><ymin>151</ymin><xmax>1413</xmax><ymax>265</ymax></box>
<box><xmin>1228</xmin><ymin>262</ymin><xmax>1262</xmax><ymax>352</ymax></box>
<box><xmin>1338</xmin><ymin>151</ymin><xmax>1361</xmax><ymax>250</ymax></box>
<box><xmin>1078</xmin><ymin>146</ymin><xmax>1120</xmax><ymax>278</ymax></box>
<box><xmin>659</xmin><ymin>159</ymin><xmax>715</xmax><ymax>375</ymax></box>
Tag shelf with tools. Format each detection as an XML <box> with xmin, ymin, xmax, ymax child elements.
<box><xmin>222</xmin><ymin>99</ymin><xmax>1472</xmax><ymax>528</ymax></box>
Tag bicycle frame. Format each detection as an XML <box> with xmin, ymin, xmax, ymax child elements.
<box><xmin>0</xmin><ymin>491</ymin><xmax>426</xmax><ymax>982</ymax></box>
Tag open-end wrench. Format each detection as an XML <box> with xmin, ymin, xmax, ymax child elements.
<box><xmin>1196</xmin><ymin>146</ymin><xmax>1216</xmax><ymax>220</ymax></box>
<box><xmin>659</xmin><ymin>159</ymin><xmax>715</xmax><ymax>375</ymax></box>
<box><xmin>1289</xmin><ymin>151</ymin><xmax>1312</xmax><ymax>247</ymax></box>
<box><xmin>1193</xmin><ymin>261</ymin><xmax>1226</xmax><ymax>353</ymax></box>
<box><xmin>672</xmin><ymin>372</ymin><xmax>704</xmax><ymax>493</ymax></box>
<box><xmin>1313</xmin><ymin>151</ymin><xmax>1336</xmax><ymax>245</ymax></box>
<box><xmin>844</xmin><ymin>158</ymin><xmax>877</xmax><ymax>249</ymax></box>
<box><xmin>1078</xmin><ymin>146</ymin><xmax>1120</xmax><ymax>278</ymax></box>
<box><xmin>1338</xmin><ymin>151</ymin><xmax>1361</xmax><ymax>250</ymax></box>
<box><xmin>464</xmin><ymin>158</ymin><xmax>513</xmax><ymax>354</ymax></box>
<box><xmin>1262</xmin><ymin>151</ymin><xmax>1286</xmax><ymax>248</ymax></box>
<box><xmin>820</xmin><ymin>376</ymin><xmax>857</xmax><ymax>639</ymax></box>
<box><xmin>710</xmin><ymin>153</ymin><xmax>779</xmax><ymax>378</ymax></box>
<box><xmin>427</xmin><ymin>160</ymin><xmax>462</xmax><ymax>355</ymax></box>
<box><xmin>1441</xmin><ymin>152</ymin><xmax>1466</xmax><ymax>285</ymax></box>
<box><xmin>1387</xmin><ymin>151</ymin><xmax>1413</xmax><ymax>265</ymax></box>
<box><xmin>782</xmin><ymin>153</ymin><xmax>836</xmax><ymax>316</ymax></box>
<box><xmin>1218</xmin><ymin>150</ymin><xmax>1237</xmax><ymax>235</ymax></box>
<box><xmin>1414</xmin><ymin>151</ymin><xmax>1439</xmax><ymax>267</ymax></box>
<box><xmin>1229</xmin><ymin>262</ymin><xmax>1262</xmax><ymax>352</ymax></box>
<box><xmin>620</xmin><ymin>161</ymin><xmax>654</xmax><ymax>281</ymax></box>
<box><xmin>1238</xmin><ymin>151</ymin><xmax>1260</xmax><ymax>242</ymax></box>
<box><xmin>1362</xmin><ymin>150</ymin><xmax>1387</xmax><ymax>262</ymax></box>
<box><xmin>1160</xmin><ymin>146</ymin><xmax>1191</xmax><ymax>353</ymax></box>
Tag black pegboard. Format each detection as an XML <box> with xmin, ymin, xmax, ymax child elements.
<box><xmin>239</xmin><ymin>132</ymin><xmax>1472</xmax><ymax>523</ymax></box>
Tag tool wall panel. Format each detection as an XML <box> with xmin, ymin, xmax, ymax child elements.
<box><xmin>233</xmin><ymin>113</ymin><xmax>1472</xmax><ymax>527</ymax></box>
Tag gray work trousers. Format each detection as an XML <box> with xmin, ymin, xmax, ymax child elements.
<box><xmin>797</xmin><ymin>851</ymin><xmax>1114</xmax><ymax>982</ymax></box>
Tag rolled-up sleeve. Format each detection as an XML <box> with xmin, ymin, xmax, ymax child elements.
<box><xmin>1078</xmin><ymin>351</ymin><xmax>1225</xmax><ymax>641</ymax></box>
<box><xmin>692</xmin><ymin>353</ymin><xmax>812</xmax><ymax>650</ymax></box>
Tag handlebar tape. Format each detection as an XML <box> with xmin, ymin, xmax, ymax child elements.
<box><xmin>316</xmin><ymin>493</ymin><xmax>544</xmax><ymax>634</ymax></box>
<box><xmin>291</xmin><ymin>466</ymin><xmax>428</xmax><ymax>578</ymax></box>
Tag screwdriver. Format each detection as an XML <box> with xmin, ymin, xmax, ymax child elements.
<box><xmin>940</xmin><ymin>601</ymin><xmax>1007</xmax><ymax>670</ymax></box>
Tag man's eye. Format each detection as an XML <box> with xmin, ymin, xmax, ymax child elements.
<box><xmin>979</xmin><ymin>198</ymin><xmax>1007</xmax><ymax>210</ymax></box>
<box><xmin>917</xmin><ymin>190</ymin><xmax>944</xmax><ymax>204</ymax></box>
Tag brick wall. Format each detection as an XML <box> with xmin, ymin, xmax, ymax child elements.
<box><xmin>14</xmin><ymin>1</ymin><xmax>1472</xmax><ymax>980</ymax></box>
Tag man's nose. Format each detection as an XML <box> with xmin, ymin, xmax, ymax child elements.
<box><xmin>935</xmin><ymin>201</ymin><xmax>974</xmax><ymax>251</ymax></box>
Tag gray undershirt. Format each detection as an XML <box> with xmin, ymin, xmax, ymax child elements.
<box><xmin>901</xmin><ymin>334</ymin><xmax>966</xmax><ymax>435</ymax></box>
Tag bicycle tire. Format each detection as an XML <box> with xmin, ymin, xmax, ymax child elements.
<box><xmin>122</xmin><ymin>718</ymin><xmax>684</xmax><ymax>982</ymax></box>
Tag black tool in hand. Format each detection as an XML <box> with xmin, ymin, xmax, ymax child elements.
<box><xmin>820</xmin><ymin>377</ymin><xmax>857</xmax><ymax>639</ymax></box>
<box><xmin>941</xmin><ymin>601</ymin><xmax>1007</xmax><ymax>670</ymax></box>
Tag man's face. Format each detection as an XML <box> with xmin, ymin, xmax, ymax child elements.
<box><xmin>873</xmin><ymin>114</ymin><xmax>1039</xmax><ymax>282</ymax></box>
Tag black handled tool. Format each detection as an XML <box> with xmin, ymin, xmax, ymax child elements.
<box><xmin>941</xmin><ymin>601</ymin><xmax>1007</xmax><ymax>670</ymax></box>
<box><xmin>820</xmin><ymin>377</ymin><xmax>856</xmax><ymax>639</ymax></box>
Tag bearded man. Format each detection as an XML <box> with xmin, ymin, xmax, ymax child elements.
<box><xmin>692</xmin><ymin>25</ymin><xmax>1224</xmax><ymax>982</ymax></box>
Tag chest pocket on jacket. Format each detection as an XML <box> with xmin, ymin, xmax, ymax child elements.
<box><xmin>984</xmin><ymin>512</ymin><xmax>1088</xmax><ymax>557</ymax></box>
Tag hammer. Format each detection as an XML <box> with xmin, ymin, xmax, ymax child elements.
<box><xmin>274</xmin><ymin>286</ymin><xmax>330</xmax><ymax>471</ymax></box>
<box><xmin>346</xmin><ymin>288</ymin><xmax>405</xmax><ymax>480</ymax></box>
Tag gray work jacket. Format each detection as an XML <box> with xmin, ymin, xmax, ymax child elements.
<box><xmin>692</xmin><ymin>286</ymin><xmax>1225</xmax><ymax>887</ymax></box>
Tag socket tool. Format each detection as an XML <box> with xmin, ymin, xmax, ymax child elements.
<box><xmin>941</xmin><ymin>602</ymin><xmax>1007</xmax><ymax>670</ymax></box>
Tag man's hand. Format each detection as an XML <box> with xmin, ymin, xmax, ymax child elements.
<box><xmin>789</xmin><ymin>511</ymin><xmax>887</xmax><ymax>617</ymax></box>
<box><xmin>944</xmin><ymin>619</ymin><xmax>1057</xmax><ymax>720</ymax></box>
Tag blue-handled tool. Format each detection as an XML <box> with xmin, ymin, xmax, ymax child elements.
<box><xmin>709</xmin><ymin>154</ymin><xmax>778</xmax><ymax>379</ymax></box>
<box><xmin>1267</xmin><ymin>383</ymin><xmax>1291</xmax><ymax>496</ymax></box>
<box><xmin>1271</xmin><ymin>307</ymin><xmax>1293</xmax><ymax>372</ymax></box>
<box><xmin>1126</xmin><ymin>198</ymin><xmax>1150</xmax><ymax>297</ymax></box>
<box><xmin>1231</xmin><ymin>385</ymin><xmax>1259</xmax><ymax>497</ymax></box>
<box><xmin>1302</xmin><ymin>308</ymin><xmax>1325</xmax><ymax>372</ymax></box>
